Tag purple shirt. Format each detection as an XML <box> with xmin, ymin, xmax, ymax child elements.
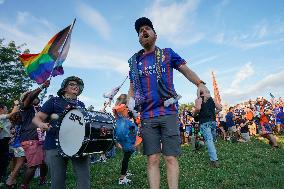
<box><xmin>129</xmin><ymin>48</ymin><xmax>186</xmax><ymax>119</ymax></box>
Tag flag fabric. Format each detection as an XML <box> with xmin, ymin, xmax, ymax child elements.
<box><xmin>269</xmin><ymin>92</ymin><xmax>275</xmax><ymax>99</ymax></box>
<box><xmin>19</xmin><ymin>25</ymin><xmax>73</xmax><ymax>84</ymax></box>
<box><xmin>103</xmin><ymin>86</ymin><xmax>121</xmax><ymax>100</ymax></box>
<box><xmin>103</xmin><ymin>76</ymin><xmax>128</xmax><ymax>100</ymax></box>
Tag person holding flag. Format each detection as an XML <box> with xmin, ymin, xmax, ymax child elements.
<box><xmin>19</xmin><ymin>80</ymin><xmax>50</xmax><ymax>189</ymax></box>
<box><xmin>20</xmin><ymin>19</ymin><xmax>90</xmax><ymax>188</ymax></box>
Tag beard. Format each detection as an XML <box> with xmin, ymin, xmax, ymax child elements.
<box><xmin>139</xmin><ymin>35</ymin><xmax>156</xmax><ymax>49</ymax></box>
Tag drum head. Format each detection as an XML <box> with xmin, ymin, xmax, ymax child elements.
<box><xmin>59</xmin><ymin>109</ymin><xmax>86</xmax><ymax>156</ymax></box>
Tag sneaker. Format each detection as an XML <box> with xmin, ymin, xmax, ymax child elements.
<box><xmin>39</xmin><ymin>177</ymin><xmax>51</xmax><ymax>186</ymax></box>
<box><xmin>101</xmin><ymin>157</ymin><xmax>107</xmax><ymax>163</ymax></box>
<box><xmin>118</xmin><ymin>177</ymin><xmax>131</xmax><ymax>185</ymax></box>
<box><xmin>237</xmin><ymin>139</ymin><xmax>245</xmax><ymax>143</ymax></box>
<box><xmin>6</xmin><ymin>177</ymin><xmax>16</xmax><ymax>188</ymax></box>
<box><xmin>210</xmin><ymin>160</ymin><xmax>220</xmax><ymax>168</ymax></box>
<box><xmin>6</xmin><ymin>176</ymin><xmax>15</xmax><ymax>186</ymax></box>
<box><xmin>126</xmin><ymin>172</ymin><xmax>133</xmax><ymax>177</ymax></box>
<box><xmin>97</xmin><ymin>157</ymin><xmax>107</xmax><ymax>163</ymax></box>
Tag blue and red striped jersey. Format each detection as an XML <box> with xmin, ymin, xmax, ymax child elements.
<box><xmin>129</xmin><ymin>48</ymin><xmax>186</xmax><ymax>119</ymax></box>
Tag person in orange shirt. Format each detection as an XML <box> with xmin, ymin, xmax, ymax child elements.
<box><xmin>258</xmin><ymin>98</ymin><xmax>278</xmax><ymax>148</ymax></box>
<box><xmin>245</xmin><ymin>107</ymin><xmax>256</xmax><ymax>136</ymax></box>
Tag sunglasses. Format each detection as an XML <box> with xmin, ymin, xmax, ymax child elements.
<box><xmin>68</xmin><ymin>83</ymin><xmax>79</xmax><ymax>87</ymax></box>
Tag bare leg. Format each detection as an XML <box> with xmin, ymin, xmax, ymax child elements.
<box><xmin>268</xmin><ymin>134</ymin><xmax>277</xmax><ymax>147</ymax></box>
<box><xmin>6</xmin><ymin>157</ymin><xmax>25</xmax><ymax>185</ymax></box>
<box><xmin>147</xmin><ymin>154</ymin><xmax>161</xmax><ymax>189</ymax></box>
<box><xmin>219</xmin><ymin>127</ymin><xmax>226</xmax><ymax>140</ymax></box>
<box><xmin>164</xmin><ymin>156</ymin><xmax>179</xmax><ymax>189</ymax></box>
<box><xmin>185</xmin><ymin>135</ymin><xmax>189</xmax><ymax>144</ymax></box>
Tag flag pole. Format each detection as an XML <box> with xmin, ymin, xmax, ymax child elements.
<box><xmin>119</xmin><ymin>75</ymin><xmax>129</xmax><ymax>88</ymax></box>
<box><xmin>49</xmin><ymin>18</ymin><xmax>76</xmax><ymax>81</ymax></box>
<box><xmin>40</xmin><ymin>19</ymin><xmax>76</xmax><ymax>103</ymax></box>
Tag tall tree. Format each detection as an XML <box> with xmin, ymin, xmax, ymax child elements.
<box><xmin>0</xmin><ymin>39</ymin><xmax>34</xmax><ymax>109</ymax></box>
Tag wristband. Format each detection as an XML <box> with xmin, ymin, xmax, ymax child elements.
<box><xmin>197</xmin><ymin>80</ymin><xmax>206</xmax><ymax>86</ymax></box>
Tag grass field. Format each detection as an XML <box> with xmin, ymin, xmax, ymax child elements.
<box><xmin>22</xmin><ymin>136</ymin><xmax>284</xmax><ymax>189</ymax></box>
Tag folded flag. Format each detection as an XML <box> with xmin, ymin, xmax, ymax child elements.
<box><xmin>19</xmin><ymin>22</ymin><xmax>74</xmax><ymax>84</ymax></box>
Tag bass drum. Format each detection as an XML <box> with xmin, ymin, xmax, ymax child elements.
<box><xmin>57</xmin><ymin>108</ymin><xmax>115</xmax><ymax>157</ymax></box>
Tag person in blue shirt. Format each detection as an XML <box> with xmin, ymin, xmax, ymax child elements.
<box><xmin>276</xmin><ymin>106</ymin><xmax>284</xmax><ymax>134</ymax></box>
<box><xmin>32</xmin><ymin>76</ymin><xmax>90</xmax><ymax>189</ymax></box>
<box><xmin>127</xmin><ymin>17</ymin><xmax>208</xmax><ymax>189</ymax></box>
<box><xmin>226</xmin><ymin>107</ymin><xmax>238</xmax><ymax>141</ymax></box>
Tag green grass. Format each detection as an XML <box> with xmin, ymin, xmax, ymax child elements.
<box><xmin>23</xmin><ymin>136</ymin><xmax>284</xmax><ymax>189</ymax></box>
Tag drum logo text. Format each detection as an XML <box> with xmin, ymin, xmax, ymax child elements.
<box><xmin>100</xmin><ymin>126</ymin><xmax>107</xmax><ymax>137</ymax></box>
<box><xmin>69</xmin><ymin>113</ymin><xmax>83</xmax><ymax>126</ymax></box>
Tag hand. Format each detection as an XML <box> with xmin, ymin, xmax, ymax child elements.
<box><xmin>116</xmin><ymin>143</ymin><xmax>122</xmax><ymax>149</ymax></box>
<box><xmin>14</xmin><ymin>100</ymin><xmax>19</xmax><ymax>106</ymax></box>
<box><xmin>195</xmin><ymin>97</ymin><xmax>202</xmax><ymax>110</ymax></box>
<box><xmin>39</xmin><ymin>122</ymin><xmax>50</xmax><ymax>131</ymax></box>
<box><xmin>11</xmin><ymin>105</ymin><xmax>19</xmax><ymax>113</ymax></box>
<box><xmin>197</xmin><ymin>83</ymin><xmax>208</xmax><ymax>98</ymax></box>
<box><xmin>42</xmin><ymin>80</ymin><xmax>50</xmax><ymax>89</ymax></box>
<box><xmin>127</xmin><ymin>97</ymin><xmax>135</xmax><ymax>112</ymax></box>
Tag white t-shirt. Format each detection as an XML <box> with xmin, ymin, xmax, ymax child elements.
<box><xmin>220</xmin><ymin>113</ymin><xmax>226</xmax><ymax>122</ymax></box>
<box><xmin>0</xmin><ymin>114</ymin><xmax>12</xmax><ymax>139</ymax></box>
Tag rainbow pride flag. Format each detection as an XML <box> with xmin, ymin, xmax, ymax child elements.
<box><xmin>19</xmin><ymin>24</ymin><xmax>73</xmax><ymax>84</ymax></box>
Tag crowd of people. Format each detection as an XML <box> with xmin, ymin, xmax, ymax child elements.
<box><xmin>179</xmin><ymin>96</ymin><xmax>284</xmax><ymax>154</ymax></box>
<box><xmin>1</xmin><ymin>87</ymin><xmax>283</xmax><ymax>188</ymax></box>
<box><xmin>0</xmin><ymin>16</ymin><xmax>283</xmax><ymax>189</ymax></box>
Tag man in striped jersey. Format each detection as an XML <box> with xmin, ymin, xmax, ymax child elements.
<box><xmin>127</xmin><ymin>17</ymin><xmax>208</xmax><ymax>189</ymax></box>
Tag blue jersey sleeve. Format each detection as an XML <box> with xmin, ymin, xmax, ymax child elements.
<box><xmin>167</xmin><ymin>48</ymin><xmax>186</xmax><ymax>70</ymax></box>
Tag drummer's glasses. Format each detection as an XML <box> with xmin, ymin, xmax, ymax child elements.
<box><xmin>68</xmin><ymin>82</ymin><xmax>79</xmax><ymax>87</ymax></box>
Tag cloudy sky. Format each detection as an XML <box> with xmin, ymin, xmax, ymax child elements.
<box><xmin>0</xmin><ymin>0</ymin><xmax>283</xmax><ymax>110</ymax></box>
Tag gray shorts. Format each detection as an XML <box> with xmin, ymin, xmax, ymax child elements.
<box><xmin>141</xmin><ymin>114</ymin><xmax>181</xmax><ymax>156</ymax></box>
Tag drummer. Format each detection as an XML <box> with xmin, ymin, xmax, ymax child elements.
<box><xmin>32</xmin><ymin>76</ymin><xmax>90</xmax><ymax>189</ymax></box>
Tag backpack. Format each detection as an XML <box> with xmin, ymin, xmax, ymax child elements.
<box><xmin>115</xmin><ymin>117</ymin><xmax>138</xmax><ymax>151</ymax></box>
